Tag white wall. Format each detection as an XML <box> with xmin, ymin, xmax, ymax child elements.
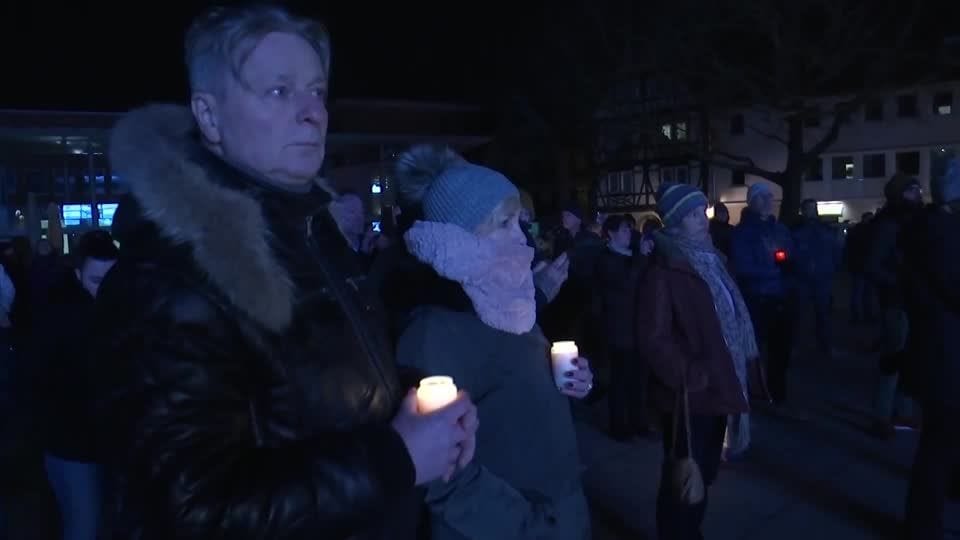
<box><xmin>710</xmin><ymin>81</ymin><xmax>960</xmax><ymax>223</ymax></box>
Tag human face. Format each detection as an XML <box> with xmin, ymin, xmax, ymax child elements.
<box><xmin>75</xmin><ymin>257</ymin><xmax>116</xmax><ymax>298</ymax></box>
<box><xmin>678</xmin><ymin>205</ymin><xmax>709</xmax><ymax>240</ymax></box>
<box><xmin>477</xmin><ymin>206</ymin><xmax>526</xmax><ymax>246</ymax></box>
<box><xmin>608</xmin><ymin>223</ymin><xmax>633</xmax><ymax>250</ymax></box>
<box><xmin>561</xmin><ymin>211</ymin><xmax>582</xmax><ymax>233</ymax></box>
<box><xmin>902</xmin><ymin>183</ymin><xmax>923</xmax><ymax>203</ymax></box>
<box><xmin>192</xmin><ymin>32</ymin><xmax>328</xmax><ymax>188</ymax></box>
<box><xmin>750</xmin><ymin>193</ymin><xmax>774</xmax><ymax>218</ymax></box>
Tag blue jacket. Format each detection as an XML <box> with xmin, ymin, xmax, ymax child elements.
<box><xmin>790</xmin><ymin>219</ymin><xmax>841</xmax><ymax>286</ymax></box>
<box><xmin>730</xmin><ymin>208</ymin><xmax>793</xmax><ymax>298</ymax></box>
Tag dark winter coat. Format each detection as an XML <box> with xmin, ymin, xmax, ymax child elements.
<box><xmin>92</xmin><ymin>105</ymin><xmax>419</xmax><ymax>540</ymax></box>
<box><xmin>31</xmin><ymin>269</ymin><xmax>101</xmax><ymax>461</ymax></box>
<box><xmin>901</xmin><ymin>203</ymin><xmax>960</xmax><ymax>410</ymax></box>
<box><xmin>591</xmin><ymin>248</ymin><xmax>647</xmax><ymax>352</ymax></box>
<box><xmin>790</xmin><ymin>219</ymin><xmax>841</xmax><ymax>288</ymax></box>
<box><xmin>636</xmin><ymin>238</ymin><xmax>767</xmax><ymax>416</ymax></box>
<box><xmin>393</xmin><ymin>263</ymin><xmax>589</xmax><ymax>540</ymax></box>
<box><xmin>730</xmin><ymin>209</ymin><xmax>794</xmax><ymax>299</ymax></box>
<box><xmin>709</xmin><ymin>220</ymin><xmax>734</xmax><ymax>258</ymax></box>
<box><xmin>865</xmin><ymin>206</ymin><xmax>920</xmax><ymax>308</ymax></box>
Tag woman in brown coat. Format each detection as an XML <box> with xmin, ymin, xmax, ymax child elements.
<box><xmin>637</xmin><ymin>183</ymin><xmax>764</xmax><ymax>540</ymax></box>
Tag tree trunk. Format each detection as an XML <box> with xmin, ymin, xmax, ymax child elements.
<box><xmin>776</xmin><ymin>171</ymin><xmax>804</xmax><ymax>226</ymax></box>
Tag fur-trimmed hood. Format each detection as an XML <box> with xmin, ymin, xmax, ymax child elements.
<box><xmin>109</xmin><ymin>104</ymin><xmax>331</xmax><ymax>332</ymax></box>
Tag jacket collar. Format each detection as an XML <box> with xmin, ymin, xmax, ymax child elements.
<box><xmin>108</xmin><ymin>104</ymin><xmax>335</xmax><ymax>332</ymax></box>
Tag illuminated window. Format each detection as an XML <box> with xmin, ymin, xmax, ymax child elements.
<box><xmin>62</xmin><ymin>204</ymin><xmax>92</xmax><ymax>226</ymax></box>
<box><xmin>817</xmin><ymin>201</ymin><xmax>845</xmax><ymax>216</ymax></box>
<box><xmin>675</xmin><ymin>122</ymin><xmax>688</xmax><ymax>141</ymax></box>
<box><xmin>371</xmin><ymin>178</ymin><xmax>382</xmax><ymax>195</ymax></box>
<box><xmin>98</xmin><ymin>203</ymin><xmax>118</xmax><ymax>227</ymax></box>
<box><xmin>661</xmin><ymin>124</ymin><xmax>672</xmax><ymax>140</ymax></box>
<box><xmin>831</xmin><ymin>156</ymin><xmax>855</xmax><ymax>180</ymax></box>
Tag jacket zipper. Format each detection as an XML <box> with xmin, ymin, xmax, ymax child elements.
<box><xmin>303</xmin><ymin>216</ymin><xmax>398</xmax><ymax>400</ymax></box>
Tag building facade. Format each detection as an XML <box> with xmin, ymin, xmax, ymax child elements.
<box><xmin>710</xmin><ymin>80</ymin><xmax>960</xmax><ymax>223</ymax></box>
<box><xmin>0</xmin><ymin>100</ymin><xmax>493</xmax><ymax>246</ymax></box>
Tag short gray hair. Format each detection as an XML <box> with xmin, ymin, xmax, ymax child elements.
<box><xmin>184</xmin><ymin>4</ymin><xmax>331</xmax><ymax>95</ymax></box>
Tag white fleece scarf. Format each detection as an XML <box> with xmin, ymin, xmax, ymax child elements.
<box><xmin>405</xmin><ymin>221</ymin><xmax>537</xmax><ymax>335</ymax></box>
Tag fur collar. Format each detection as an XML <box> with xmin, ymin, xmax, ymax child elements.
<box><xmin>109</xmin><ymin>104</ymin><xmax>331</xmax><ymax>332</ymax></box>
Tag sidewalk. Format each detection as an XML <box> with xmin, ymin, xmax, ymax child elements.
<box><xmin>577</xmin><ymin>325</ymin><xmax>960</xmax><ymax>539</ymax></box>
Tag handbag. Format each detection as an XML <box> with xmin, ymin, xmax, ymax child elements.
<box><xmin>668</xmin><ymin>387</ymin><xmax>705</xmax><ymax>505</ymax></box>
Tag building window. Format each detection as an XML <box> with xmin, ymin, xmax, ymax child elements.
<box><xmin>831</xmin><ymin>156</ymin><xmax>855</xmax><ymax>179</ymax></box>
<box><xmin>864</xmin><ymin>99</ymin><xmax>884</xmax><ymax>122</ymax></box>
<box><xmin>661</xmin><ymin>166</ymin><xmax>691</xmax><ymax>184</ymax></box>
<box><xmin>730</xmin><ymin>114</ymin><xmax>744</xmax><ymax>135</ymax></box>
<box><xmin>675</xmin><ymin>121</ymin><xmax>688</xmax><ymax>141</ymax></box>
<box><xmin>661</xmin><ymin>122</ymin><xmax>689</xmax><ymax>141</ymax></box>
<box><xmin>933</xmin><ymin>92</ymin><xmax>953</xmax><ymax>115</ymax></box>
<box><xmin>731</xmin><ymin>170</ymin><xmax>746</xmax><ymax>186</ymax></box>
<box><xmin>896</xmin><ymin>151</ymin><xmax>921</xmax><ymax>175</ymax></box>
<box><xmin>863</xmin><ymin>154</ymin><xmax>886</xmax><ymax>178</ymax></box>
<box><xmin>62</xmin><ymin>204</ymin><xmax>92</xmax><ymax>226</ymax></box>
<box><xmin>805</xmin><ymin>158</ymin><xmax>823</xmax><ymax>181</ymax></box>
<box><xmin>897</xmin><ymin>94</ymin><xmax>918</xmax><ymax>117</ymax></box>
<box><xmin>98</xmin><ymin>203</ymin><xmax>118</xmax><ymax>228</ymax></box>
<box><xmin>371</xmin><ymin>177</ymin><xmax>383</xmax><ymax>194</ymax></box>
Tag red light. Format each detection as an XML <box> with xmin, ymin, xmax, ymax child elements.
<box><xmin>774</xmin><ymin>249</ymin><xmax>788</xmax><ymax>263</ymax></box>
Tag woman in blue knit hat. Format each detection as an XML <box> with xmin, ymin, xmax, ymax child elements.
<box><xmin>637</xmin><ymin>182</ymin><xmax>767</xmax><ymax>540</ymax></box>
<box><xmin>391</xmin><ymin>144</ymin><xmax>593</xmax><ymax>540</ymax></box>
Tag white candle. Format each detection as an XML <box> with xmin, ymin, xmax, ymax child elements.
<box><xmin>550</xmin><ymin>341</ymin><xmax>579</xmax><ymax>389</ymax></box>
<box><xmin>416</xmin><ymin>376</ymin><xmax>458</xmax><ymax>414</ymax></box>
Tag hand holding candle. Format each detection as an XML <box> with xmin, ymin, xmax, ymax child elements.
<box><xmin>551</xmin><ymin>341</ymin><xmax>579</xmax><ymax>388</ymax></box>
<box><xmin>393</xmin><ymin>378</ymin><xmax>478</xmax><ymax>486</ymax></box>
<box><xmin>416</xmin><ymin>376</ymin><xmax>458</xmax><ymax>413</ymax></box>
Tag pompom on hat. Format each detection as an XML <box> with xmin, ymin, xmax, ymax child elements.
<box><xmin>394</xmin><ymin>144</ymin><xmax>519</xmax><ymax>231</ymax></box>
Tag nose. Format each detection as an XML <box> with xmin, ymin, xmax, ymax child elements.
<box><xmin>298</xmin><ymin>97</ymin><xmax>327</xmax><ymax>128</ymax></box>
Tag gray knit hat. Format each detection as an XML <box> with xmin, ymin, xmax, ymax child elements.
<box><xmin>932</xmin><ymin>158</ymin><xmax>960</xmax><ymax>204</ymax></box>
<box><xmin>395</xmin><ymin>144</ymin><xmax>519</xmax><ymax>231</ymax></box>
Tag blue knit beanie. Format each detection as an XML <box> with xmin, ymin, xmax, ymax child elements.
<box><xmin>656</xmin><ymin>182</ymin><xmax>708</xmax><ymax>228</ymax></box>
<box><xmin>395</xmin><ymin>145</ymin><xmax>519</xmax><ymax>231</ymax></box>
<box><xmin>932</xmin><ymin>158</ymin><xmax>960</xmax><ymax>204</ymax></box>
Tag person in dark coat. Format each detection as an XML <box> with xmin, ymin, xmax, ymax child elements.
<box><xmin>32</xmin><ymin>231</ymin><xmax>118</xmax><ymax>540</ymax></box>
<box><xmin>638</xmin><ymin>183</ymin><xmax>765</xmax><ymax>540</ymax></box>
<box><xmin>790</xmin><ymin>199</ymin><xmax>842</xmax><ymax>359</ymax></box>
<box><xmin>709</xmin><ymin>202</ymin><xmax>734</xmax><ymax>257</ymax></box>
<box><xmin>864</xmin><ymin>174</ymin><xmax>924</xmax><ymax>438</ymax></box>
<box><xmin>901</xmin><ymin>159</ymin><xmax>960</xmax><ymax>540</ymax></box>
<box><xmin>593</xmin><ymin>214</ymin><xmax>650</xmax><ymax>440</ymax></box>
<box><xmin>845</xmin><ymin>212</ymin><xmax>876</xmax><ymax>323</ymax></box>
<box><xmin>392</xmin><ymin>145</ymin><xmax>593</xmax><ymax>540</ymax></box>
<box><xmin>730</xmin><ymin>183</ymin><xmax>795</xmax><ymax>405</ymax></box>
<box><xmin>89</xmin><ymin>6</ymin><xmax>477</xmax><ymax>539</ymax></box>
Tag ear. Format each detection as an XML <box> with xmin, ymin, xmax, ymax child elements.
<box><xmin>191</xmin><ymin>93</ymin><xmax>222</xmax><ymax>144</ymax></box>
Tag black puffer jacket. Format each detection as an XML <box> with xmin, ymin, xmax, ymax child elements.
<box><xmin>94</xmin><ymin>105</ymin><xmax>418</xmax><ymax>540</ymax></box>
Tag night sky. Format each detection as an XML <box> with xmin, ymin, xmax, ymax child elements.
<box><xmin>2</xmin><ymin>1</ymin><xmax>959</xmax><ymax>113</ymax></box>
<box><xmin>0</xmin><ymin>1</ymin><xmax>538</xmax><ymax>111</ymax></box>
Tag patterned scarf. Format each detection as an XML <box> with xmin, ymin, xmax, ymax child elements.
<box><xmin>660</xmin><ymin>230</ymin><xmax>759</xmax><ymax>453</ymax></box>
<box><xmin>405</xmin><ymin>220</ymin><xmax>537</xmax><ymax>335</ymax></box>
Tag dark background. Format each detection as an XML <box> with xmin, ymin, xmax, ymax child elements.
<box><xmin>0</xmin><ymin>1</ymin><xmax>541</xmax><ymax>110</ymax></box>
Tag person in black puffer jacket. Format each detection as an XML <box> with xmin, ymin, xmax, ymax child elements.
<box><xmin>90</xmin><ymin>6</ymin><xmax>477</xmax><ymax>539</ymax></box>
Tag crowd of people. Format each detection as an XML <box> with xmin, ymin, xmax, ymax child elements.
<box><xmin>0</xmin><ymin>4</ymin><xmax>957</xmax><ymax>540</ymax></box>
